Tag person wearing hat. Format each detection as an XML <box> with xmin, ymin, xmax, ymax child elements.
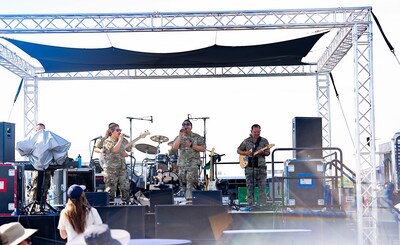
<box><xmin>67</xmin><ymin>224</ymin><xmax>130</xmax><ymax>245</ymax></box>
<box><xmin>58</xmin><ymin>184</ymin><xmax>103</xmax><ymax>242</ymax></box>
<box><xmin>0</xmin><ymin>222</ymin><xmax>37</xmax><ymax>245</ymax></box>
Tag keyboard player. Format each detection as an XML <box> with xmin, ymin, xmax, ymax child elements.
<box><xmin>29</xmin><ymin>123</ymin><xmax>53</xmax><ymax>204</ymax></box>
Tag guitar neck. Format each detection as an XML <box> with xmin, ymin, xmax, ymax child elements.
<box><xmin>125</xmin><ymin>135</ymin><xmax>144</xmax><ymax>149</ymax></box>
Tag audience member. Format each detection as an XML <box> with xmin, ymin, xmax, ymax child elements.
<box><xmin>58</xmin><ymin>185</ymin><xmax>103</xmax><ymax>242</ymax></box>
<box><xmin>67</xmin><ymin>224</ymin><xmax>130</xmax><ymax>245</ymax></box>
<box><xmin>0</xmin><ymin>222</ymin><xmax>37</xmax><ymax>245</ymax></box>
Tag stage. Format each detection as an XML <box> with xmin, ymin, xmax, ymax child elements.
<box><xmin>0</xmin><ymin>204</ymin><xmax>382</xmax><ymax>245</ymax></box>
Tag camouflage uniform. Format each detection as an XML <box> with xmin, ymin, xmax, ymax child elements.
<box><xmin>95</xmin><ymin>137</ymin><xmax>106</xmax><ymax>167</ymax></box>
<box><xmin>103</xmin><ymin>137</ymin><xmax>131</xmax><ymax>202</ymax></box>
<box><xmin>29</xmin><ymin>170</ymin><xmax>52</xmax><ymax>203</ymax></box>
<box><xmin>176</xmin><ymin>132</ymin><xmax>205</xmax><ymax>200</ymax></box>
<box><xmin>238</xmin><ymin>136</ymin><xmax>270</xmax><ymax>206</ymax></box>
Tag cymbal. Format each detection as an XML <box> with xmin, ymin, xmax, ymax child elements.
<box><xmin>135</xmin><ymin>143</ymin><xmax>157</xmax><ymax>155</ymax></box>
<box><xmin>167</xmin><ymin>141</ymin><xmax>174</xmax><ymax>146</ymax></box>
<box><xmin>150</xmin><ymin>135</ymin><xmax>169</xmax><ymax>143</ymax></box>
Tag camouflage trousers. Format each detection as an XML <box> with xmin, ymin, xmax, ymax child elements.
<box><xmin>29</xmin><ymin>170</ymin><xmax>52</xmax><ymax>203</ymax></box>
<box><xmin>245</xmin><ymin>166</ymin><xmax>267</xmax><ymax>206</ymax></box>
<box><xmin>178</xmin><ymin>165</ymin><xmax>199</xmax><ymax>200</ymax></box>
<box><xmin>103</xmin><ymin>167</ymin><xmax>130</xmax><ymax>202</ymax></box>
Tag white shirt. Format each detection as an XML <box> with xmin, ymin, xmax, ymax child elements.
<box><xmin>58</xmin><ymin>207</ymin><xmax>103</xmax><ymax>242</ymax></box>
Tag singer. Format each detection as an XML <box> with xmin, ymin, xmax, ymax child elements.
<box><xmin>94</xmin><ymin>122</ymin><xmax>117</xmax><ymax>168</ymax></box>
<box><xmin>102</xmin><ymin>123</ymin><xmax>132</xmax><ymax>204</ymax></box>
<box><xmin>172</xmin><ymin>119</ymin><xmax>206</xmax><ymax>204</ymax></box>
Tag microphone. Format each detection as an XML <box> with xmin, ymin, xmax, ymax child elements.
<box><xmin>180</xmin><ymin>128</ymin><xmax>185</xmax><ymax>132</ymax></box>
<box><xmin>123</xmin><ymin>135</ymin><xmax>130</xmax><ymax>138</ymax></box>
<box><xmin>91</xmin><ymin>135</ymin><xmax>102</xmax><ymax>141</ymax></box>
<box><xmin>151</xmin><ymin>116</ymin><xmax>153</xmax><ymax>123</ymax></box>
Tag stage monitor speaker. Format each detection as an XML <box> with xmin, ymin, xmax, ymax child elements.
<box><xmin>192</xmin><ymin>190</ymin><xmax>223</xmax><ymax>205</ymax></box>
<box><xmin>0</xmin><ymin>122</ymin><xmax>15</xmax><ymax>163</ymax></box>
<box><xmin>155</xmin><ymin>205</ymin><xmax>229</xmax><ymax>241</ymax></box>
<box><xmin>292</xmin><ymin>117</ymin><xmax>322</xmax><ymax>159</ymax></box>
<box><xmin>149</xmin><ymin>189</ymin><xmax>173</xmax><ymax>213</ymax></box>
<box><xmin>85</xmin><ymin>192</ymin><xmax>109</xmax><ymax>207</ymax></box>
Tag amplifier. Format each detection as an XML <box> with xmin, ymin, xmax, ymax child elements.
<box><xmin>53</xmin><ymin>168</ymin><xmax>95</xmax><ymax>205</ymax></box>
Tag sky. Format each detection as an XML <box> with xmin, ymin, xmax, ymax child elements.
<box><xmin>1</xmin><ymin>0</ymin><xmax>399</xmax><ymax>177</ymax></box>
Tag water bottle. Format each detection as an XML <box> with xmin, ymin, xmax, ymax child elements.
<box><xmin>77</xmin><ymin>154</ymin><xmax>82</xmax><ymax>168</ymax></box>
<box><xmin>48</xmin><ymin>188</ymin><xmax>54</xmax><ymax>207</ymax></box>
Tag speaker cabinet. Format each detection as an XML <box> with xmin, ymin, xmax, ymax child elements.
<box><xmin>155</xmin><ymin>205</ymin><xmax>229</xmax><ymax>242</ymax></box>
<box><xmin>292</xmin><ymin>117</ymin><xmax>322</xmax><ymax>159</ymax></box>
<box><xmin>149</xmin><ymin>189</ymin><xmax>174</xmax><ymax>213</ymax></box>
<box><xmin>85</xmin><ymin>192</ymin><xmax>109</xmax><ymax>207</ymax></box>
<box><xmin>192</xmin><ymin>190</ymin><xmax>223</xmax><ymax>205</ymax></box>
<box><xmin>0</xmin><ymin>122</ymin><xmax>15</xmax><ymax>163</ymax></box>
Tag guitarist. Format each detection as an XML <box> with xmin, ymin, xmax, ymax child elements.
<box><xmin>102</xmin><ymin>123</ymin><xmax>133</xmax><ymax>204</ymax></box>
<box><xmin>172</xmin><ymin>120</ymin><xmax>206</xmax><ymax>204</ymax></box>
<box><xmin>237</xmin><ymin>124</ymin><xmax>270</xmax><ymax>208</ymax></box>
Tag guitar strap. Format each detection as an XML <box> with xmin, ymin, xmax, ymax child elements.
<box><xmin>248</xmin><ymin>137</ymin><xmax>262</xmax><ymax>168</ymax></box>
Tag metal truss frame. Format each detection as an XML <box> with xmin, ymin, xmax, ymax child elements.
<box><xmin>0</xmin><ymin>7</ymin><xmax>376</xmax><ymax>244</ymax></box>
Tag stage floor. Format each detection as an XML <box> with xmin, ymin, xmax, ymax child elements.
<box><xmin>1</xmin><ymin>203</ymin><xmax>399</xmax><ymax>245</ymax></box>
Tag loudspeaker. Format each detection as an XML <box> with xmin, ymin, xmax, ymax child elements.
<box><xmin>192</xmin><ymin>190</ymin><xmax>223</xmax><ymax>205</ymax></box>
<box><xmin>292</xmin><ymin>117</ymin><xmax>322</xmax><ymax>159</ymax></box>
<box><xmin>149</xmin><ymin>189</ymin><xmax>173</xmax><ymax>213</ymax></box>
<box><xmin>85</xmin><ymin>192</ymin><xmax>109</xmax><ymax>206</ymax></box>
<box><xmin>155</xmin><ymin>205</ymin><xmax>229</xmax><ymax>242</ymax></box>
<box><xmin>0</xmin><ymin>122</ymin><xmax>15</xmax><ymax>163</ymax></box>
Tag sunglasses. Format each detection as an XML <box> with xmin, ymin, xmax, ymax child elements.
<box><xmin>115</xmin><ymin>129</ymin><xmax>122</xmax><ymax>132</ymax></box>
<box><xmin>182</xmin><ymin>123</ymin><xmax>191</xmax><ymax>126</ymax></box>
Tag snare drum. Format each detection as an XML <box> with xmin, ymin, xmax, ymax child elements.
<box><xmin>156</xmin><ymin>154</ymin><xmax>169</xmax><ymax>171</ymax></box>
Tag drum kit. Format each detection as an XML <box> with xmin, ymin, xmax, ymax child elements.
<box><xmin>135</xmin><ymin>134</ymin><xmax>179</xmax><ymax>193</ymax></box>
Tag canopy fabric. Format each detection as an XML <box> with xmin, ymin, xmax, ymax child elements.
<box><xmin>3</xmin><ymin>32</ymin><xmax>325</xmax><ymax>73</ymax></box>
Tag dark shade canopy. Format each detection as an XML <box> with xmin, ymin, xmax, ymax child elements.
<box><xmin>3</xmin><ymin>32</ymin><xmax>325</xmax><ymax>73</ymax></box>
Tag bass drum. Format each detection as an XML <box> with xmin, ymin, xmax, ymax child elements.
<box><xmin>161</xmin><ymin>170</ymin><xmax>180</xmax><ymax>194</ymax></box>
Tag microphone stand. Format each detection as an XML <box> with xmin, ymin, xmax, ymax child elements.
<box><xmin>126</xmin><ymin>116</ymin><xmax>152</xmax><ymax>195</ymax></box>
<box><xmin>89</xmin><ymin>140</ymin><xmax>96</xmax><ymax>169</ymax></box>
<box><xmin>188</xmin><ymin>115</ymin><xmax>210</xmax><ymax>185</ymax></box>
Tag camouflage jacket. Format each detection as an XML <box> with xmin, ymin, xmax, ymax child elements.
<box><xmin>102</xmin><ymin>137</ymin><xmax>128</xmax><ymax>169</ymax></box>
<box><xmin>176</xmin><ymin>132</ymin><xmax>205</xmax><ymax>166</ymax></box>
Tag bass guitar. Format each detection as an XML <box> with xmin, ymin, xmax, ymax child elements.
<box><xmin>239</xmin><ymin>144</ymin><xmax>275</xmax><ymax>168</ymax></box>
<box><xmin>124</xmin><ymin>130</ymin><xmax>151</xmax><ymax>150</ymax></box>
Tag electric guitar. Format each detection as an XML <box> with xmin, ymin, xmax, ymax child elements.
<box><xmin>206</xmin><ymin>148</ymin><xmax>217</xmax><ymax>191</ymax></box>
<box><xmin>239</xmin><ymin>144</ymin><xmax>275</xmax><ymax>168</ymax></box>
<box><xmin>124</xmin><ymin>130</ymin><xmax>151</xmax><ymax>150</ymax></box>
